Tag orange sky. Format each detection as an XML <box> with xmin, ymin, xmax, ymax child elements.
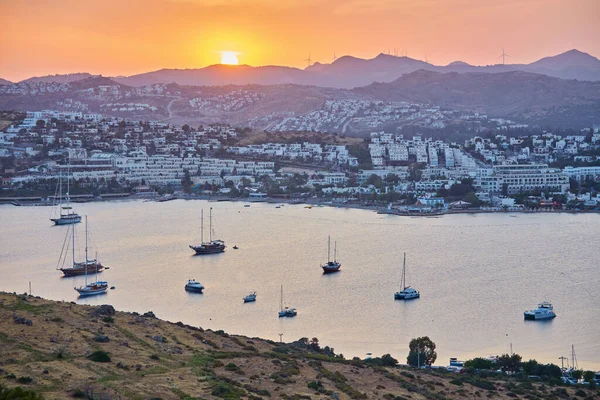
<box><xmin>1</xmin><ymin>0</ymin><xmax>599</xmax><ymax>82</ymax></box>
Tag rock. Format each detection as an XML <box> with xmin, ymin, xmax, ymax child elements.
<box><xmin>94</xmin><ymin>335</ymin><xmax>110</xmax><ymax>343</ymax></box>
<box><xmin>142</xmin><ymin>311</ymin><xmax>156</xmax><ymax>318</ymax></box>
<box><xmin>120</xmin><ymin>341</ymin><xmax>129</xmax><ymax>347</ymax></box>
<box><xmin>43</xmin><ymin>370</ymin><xmax>49</xmax><ymax>375</ymax></box>
<box><xmin>116</xmin><ymin>362</ymin><xmax>129</xmax><ymax>370</ymax></box>
<box><xmin>135</xmin><ymin>364</ymin><xmax>142</xmax><ymax>371</ymax></box>
<box><xmin>153</xmin><ymin>335</ymin><xmax>166</xmax><ymax>343</ymax></box>
<box><xmin>91</xmin><ymin>304</ymin><xmax>115</xmax><ymax>317</ymax></box>
<box><xmin>13</xmin><ymin>315</ymin><xmax>33</xmax><ymax>326</ymax></box>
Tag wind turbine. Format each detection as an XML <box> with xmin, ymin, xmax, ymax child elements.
<box><xmin>304</xmin><ymin>53</ymin><xmax>312</xmax><ymax>67</ymax></box>
<box><xmin>498</xmin><ymin>48</ymin><xmax>510</xmax><ymax>65</ymax></box>
<box><xmin>332</xmin><ymin>52</ymin><xmax>337</xmax><ymax>62</ymax></box>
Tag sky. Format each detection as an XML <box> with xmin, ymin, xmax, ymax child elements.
<box><xmin>1</xmin><ymin>0</ymin><xmax>599</xmax><ymax>82</ymax></box>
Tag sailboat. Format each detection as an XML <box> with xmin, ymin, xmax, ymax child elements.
<box><xmin>321</xmin><ymin>236</ymin><xmax>341</xmax><ymax>274</ymax></box>
<box><xmin>278</xmin><ymin>285</ymin><xmax>297</xmax><ymax>317</ymax></box>
<box><xmin>394</xmin><ymin>253</ymin><xmax>420</xmax><ymax>300</ymax></box>
<box><xmin>50</xmin><ymin>163</ymin><xmax>81</xmax><ymax>225</ymax></box>
<box><xmin>59</xmin><ymin>218</ymin><xmax>105</xmax><ymax>276</ymax></box>
<box><xmin>74</xmin><ymin>216</ymin><xmax>108</xmax><ymax>297</ymax></box>
<box><xmin>189</xmin><ymin>207</ymin><xmax>226</xmax><ymax>255</ymax></box>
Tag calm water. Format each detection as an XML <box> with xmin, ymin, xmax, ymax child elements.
<box><xmin>1</xmin><ymin>200</ymin><xmax>599</xmax><ymax>369</ymax></box>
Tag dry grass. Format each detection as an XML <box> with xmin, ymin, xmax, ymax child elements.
<box><xmin>0</xmin><ymin>293</ymin><xmax>594</xmax><ymax>400</ymax></box>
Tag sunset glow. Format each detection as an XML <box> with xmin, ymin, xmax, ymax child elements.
<box><xmin>0</xmin><ymin>0</ymin><xmax>599</xmax><ymax>81</ymax></box>
<box><xmin>220</xmin><ymin>52</ymin><xmax>239</xmax><ymax>65</ymax></box>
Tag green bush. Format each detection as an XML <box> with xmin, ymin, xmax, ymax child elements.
<box><xmin>102</xmin><ymin>316</ymin><xmax>114</xmax><ymax>323</ymax></box>
<box><xmin>16</xmin><ymin>377</ymin><xmax>33</xmax><ymax>384</ymax></box>
<box><xmin>87</xmin><ymin>350</ymin><xmax>111</xmax><ymax>362</ymax></box>
<box><xmin>0</xmin><ymin>385</ymin><xmax>44</xmax><ymax>400</ymax></box>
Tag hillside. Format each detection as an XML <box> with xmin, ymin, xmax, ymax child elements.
<box><xmin>354</xmin><ymin>70</ymin><xmax>600</xmax><ymax>128</ymax></box>
<box><xmin>20</xmin><ymin>73</ymin><xmax>98</xmax><ymax>84</ymax></box>
<box><xmin>0</xmin><ymin>78</ymin><xmax>12</xmax><ymax>85</ymax></box>
<box><xmin>0</xmin><ymin>293</ymin><xmax>594</xmax><ymax>400</ymax></box>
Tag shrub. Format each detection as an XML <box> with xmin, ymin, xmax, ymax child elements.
<box><xmin>102</xmin><ymin>316</ymin><xmax>114</xmax><ymax>323</ymax></box>
<box><xmin>150</xmin><ymin>354</ymin><xmax>160</xmax><ymax>360</ymax></box>
<box><xmin>16</xmin><ymin>377</ymin><xmax>33</xmax><ymax>384</ymax></box>
<box><xmin>87</xmin><ymin>351</ymin><xmax>111</xmax><ymax>362</ymax></box>
<box><xmin>0</xmin><ymin>384</ymin><xmax>44</xmax><ymax>400</ymax></box>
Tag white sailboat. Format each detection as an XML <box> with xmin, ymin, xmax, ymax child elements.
<box><xmin>278</xmin><ymin>285</ymin><xmax>297</xmax><ymax>317</ymax></box>
<box><xmin>50</xmin><ymin>162</ymin><xmax>81</xmax><ymax>225</ymax></box>
<box><xmin>75</xmin><ymin>216</ymin><xmax>108</xmax><ymax>297</ymax></box>
<box><xmin>394</xmin><ymin>253</ymin><xmax>420</xmax><ymax>300</ymax></box>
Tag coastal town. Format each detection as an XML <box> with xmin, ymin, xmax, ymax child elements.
<box><xmin>1</xmin><ymin>109</ymin><xmax>599</xmax><ymax>212</ymax></box>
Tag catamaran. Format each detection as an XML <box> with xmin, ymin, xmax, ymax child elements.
<box><xmin>321</xmin><ymin>236</ymin><xmax>341</xmax><ymax>274</ymax></box>
<box><xmin>74</xmin><ymin>216</ymin><xmax>108</xmax><ymax>297</ymax></box>
<box><xmin>189</xmin><ymin>208</ymin><xmax>226</xmax><ymax>255</ymax></box>
<box><xmin>50</xmin><ymin>163</ymin><xmax>81</xmax><ymax>225</ymax></box>
<box><xmin>394</xmin><ymin>253</ymin><xmax>420</xmax><ymax>300</ymax></box>
<box><xmin>278</xmin><ymin>285</ymin><xmax>297</xmax><ymax>317</ymax></box>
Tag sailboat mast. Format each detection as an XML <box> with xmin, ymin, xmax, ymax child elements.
<box><xmin>402</xmin><ymin>253</ymin><xmax>406</xmax><ymax>290</ymax></box>
<box><xmin>209</xmin><ymin>207</ymin><xmax>213</xmax><ymax>242</ymax></box>
<box><xmin>327</xmin><ymin>236</ymin><xmax>331</xmax><ymax>263</ymax></box>
<box><xmin>201</xmin><ymin>209</ymin><xmax>204</xmax><ymax>243</ymax></box>
<box><xmin>280</xmin><ymin>285</ymin><xmax>283</xmax><ymax>311</ymax></box>
<box><xmin>66</xmin><ymin>159</ymin><xmax>71</xmax><ymax>216</ymax></box>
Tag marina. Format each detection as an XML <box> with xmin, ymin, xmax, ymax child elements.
<box><xmin>0</xmin><ymin>199</ymin><xmax>599</xmax><ymax>368</ymax></box>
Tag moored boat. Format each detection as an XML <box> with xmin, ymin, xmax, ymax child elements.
<box><xmin>50</xmin><ymin>164</ymin><xmax>81</xmax><ymax>225</ymax></box>
<box><xmin>74</xmin><ymin>216</ymin><xmax>109</xmax><ymax>297</ymax></box>
<box><xmin>524</xmin><ymin>302</ymin><xmax>556</xmax><ymax>320</ymax></box>
<box><xmin>394</xmin><ymin>253</ymin><xmax>420</xmax><ymax>300</ymax></box>
<box><xmin>278</xmin><ymin>285</ymin><xmax>297</xmax><ymax>317</ymax></box>
<box><xmin>189</xmin><ymin>208</ymin><xmax>226</xmax><ymax>255</ymax></box>
<box><xmin>321</xmin><ymin>236</ymin><xmax>341</xmax><ymax>274</ymax></box>
<box><xmin>243</xmin><ymin>291</ymin><xmax>257</xmax><ymax>303</ymax></box>
<box><xmin>185</xmin><ymin>279</ymin><xmax>204</xmax><ymax>293</ymax></box>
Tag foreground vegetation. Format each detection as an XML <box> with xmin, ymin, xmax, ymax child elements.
<box><xmin>0</xmin><ymin>293</ymin><xmax>597</xmax><ymax>399</ymax></box>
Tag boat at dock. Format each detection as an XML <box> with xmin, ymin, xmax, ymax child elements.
<box><xmin>278</xmin><ymin>285</ymin><xmax>297</xmax><ymax>317</ymax></box>
<box><xmin>524</xmin><ymin>302</ymin><xmax>556</xmax><ymax>320</ymax></box>
<box><xmin>189</xmin><ymin>208</ymin><xmax>226</xmax><ymax>255</ymax></box>
<box><xmin>394</xmin><ymin>253</ymin><xmax>420</xmax><ymax>300</ymax></box>
<box><xmin>321</xmin><ymin>236</ymin><xmax>341</xmax><ymax>274</ymax></box>
<box><xmin>185</xmin><ymin>279</ymin><xmax>204</xmax><ymax>293</ymax></box>
<box><xmin>74</xmin><ymin>217</ymin><xmax>109</xmax><ymax>297</ymax></box>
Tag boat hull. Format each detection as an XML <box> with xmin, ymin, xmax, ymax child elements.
<box><xmin>278</xmin><ymin>312</ymin><xmax>297</xmax><ymax>318</ymax></box>
<box><xmin>524</xmin><ymin>313</ymin><xmax>555</xmax><ymax>320</ymax></box>
<box><xmin>243</xmin><ymin>298</ymin><xmax>256</xmax><ymax>303</ymax></box>
<box><xmin>394</xmin><ymin>293</ymin><xmax>420</xmax><ymax>300</ymax></box>
<box><xmin>189</xmin><ymin>244</ymin><xmax>225</xmax><ymax>255</ymax></box>
<box><xmin>51</xmin><ymin>215</ymin><xmax>82</xmax><ymax>225</ymax></box>
<box><xmin>185</xmin><ymin>285</ymin><xmax>204</xmax><ymax>293</ymax></box>
<box><xmin>75</xmin><ymin>283</ymin><xmax>108</xmax><ymax>296</ymax></box>
<box><xmin>322</xmin><ymin>266</ymin><xmax>341</xmax><ymax>274</ymax></box>
<box><xmin>60</xmin><ymin>264</ymin><xmax>104</xmax><ymax>277</ymax></box>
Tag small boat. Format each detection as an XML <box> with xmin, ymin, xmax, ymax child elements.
<box><xmin>189</xmin><ymin>208</ymin><xmax>226</xmax><ymax>255</ymax></box>
<box><xmin>233</xmin><ymin>245</ymin><xmax>239</xmax><ymax>250</ymax></box>
<box><xmin>185</xmin><ymin>279</ymin><xmax>204</xmax><ymax>293</ymax></box>
<box><xmin>394</xmin><ymin>253</ymin><xmax>420</xmax><ymax>300</ymax></box>
<box><xmin>304</xmin><ymin>205</ymin><xmax>312</xmax><ymax>209</ymax></box>
<box><xmin>243</xmin><ymin>291</ymin><xmax>257</xmax><ymax>303</ymax></box>
<box><xmin>278</xmin><ymin>285</ymin><xmax>297</xmax><ymax>317</ymax></box>
<box><xmin>244</xmin><ymin>204</ymin><xmax>251</xmax><ymax>208</ymax></box>
<box><xmin>321</xmin><ymin>236</ymin><xmax>341</xmax><ymax>274</ymax></box>
<box><xmin>276</xmin><ymin>206</ymin><xmax>281</xmax><ymax>209</ymax></box>
<box><xmin>74</xmin><ymin>216</ymin><xmax>109</xmax><ymax>297</ymax></box>
<box><xmin>524</xmin><ymin>301</ymin><xmax>556</xmax><ymax>320</ymax></box>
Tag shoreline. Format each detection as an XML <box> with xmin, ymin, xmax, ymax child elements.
<box><xmin>3</xmin><ymin>193</ymin><xmax>600</xmax><ymax>217</ymax></box>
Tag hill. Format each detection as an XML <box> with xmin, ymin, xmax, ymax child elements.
<box><xmin>1</xmin><ymin>292</ymin><xmax>592</xmax><ymax>400</ymax></box>
<box><xmin>354</xmin><ymin>70</ymin><xmax>600</xmax><ymax>128</ymax></box>
<box><xmin>0</xmin><ymin>78</ymin><xmax>12</xmax><ymax>85</ymax></box>
<box><xmin>20</xmin><ymin>73</ymin><xmax>98</xmax><ymax>84</ymax></box>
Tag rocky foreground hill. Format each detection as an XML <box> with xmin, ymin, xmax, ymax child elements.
<box><xmin>0</xmin><ymin>293</ymin><xmax>595</xmax><ymax>399</ymax></box>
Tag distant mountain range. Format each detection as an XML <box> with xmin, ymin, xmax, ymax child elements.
<box><xmin>1</xmin><ymin>49</ymin><xmax>599</xmax><ymax>89</ymax></box>
<box><xmin>354</xmin><ymin>70</ymin><xmax>600</xmax><ymax>128</ymax></box>
<box><xmin>0</xmin><ymin>78</ymin><xmax>12</xmax><ymax>85</ymax></box>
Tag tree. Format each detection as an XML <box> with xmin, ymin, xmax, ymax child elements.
<box><xmin>181</xmin><ymin>170</ymin><xmax>193</xmax><ymax>194</ymax></box>
<box><xmin>380</xmin><ymin>353</ymin><xmax>398</xmax><ymax>367</ymax></box>
<box><xmin>464</xmin><ymin>357</ymin><xmax>495</xmax><ymax>370</ymax></box>
<box><xmin>496</xmin><ymin>353</ymin><xmax>522</xmax><ymax>373</ymax></box>
<box><xmin>583</xmin><ymin>370</ymin><xmax>596</xmax><ymax>383</ymax></box>
<box><xmin>407</xmin><ymin>336</ymin><xmax>437</xmax><ymax>367</ymax></box>
<box><xmin>35</xmin><ymin>119</ymin><xmax>45</xmax><ymax>128</ymax></box>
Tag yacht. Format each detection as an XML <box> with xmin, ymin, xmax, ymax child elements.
<box><xmin>189</xmin><ymin>208</ymin><xmax>226</xmax><ymax>255</ymax></box>
<box><xmin>243</xmin><ymin>291</ymin><xmax>257</xmax><ymax>303</ymax></box>
<box><xmin>50</xmin><ymin>165</ymin><xmax>81</xmax><ymax>225</ymax></box>
<box><xmin>524</xmin><ymin>302</ymin><xmax>556</xmax><ymax>320</ymax></box>
<box><xmin>321</xmin><ymin>236</ymin><xmax>341</xmax><ymax>274</ymax></box>
<box><xmin>185</xmin><ymin>279</ymin><xmax>204</xmax><ymax>293</ymax></box>
<box><xmin>394</xmin><ymin>253</ymin><xmax>420</xmax><ymax>300</ymax></box>
<box><xmin>74</xmin><ymin>217</ymin><xmax>108</xmax><ymax>297</ymax></box>
<box><xmin>278</xmin><ymin>285</ymin><xmax>297</xmax><ymax>317</ymax></box>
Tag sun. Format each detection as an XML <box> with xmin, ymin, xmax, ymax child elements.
<box><xmin>221</xmin><ymin>51</ymin><xmax>239</xmax><ymax>65</ymax></box>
